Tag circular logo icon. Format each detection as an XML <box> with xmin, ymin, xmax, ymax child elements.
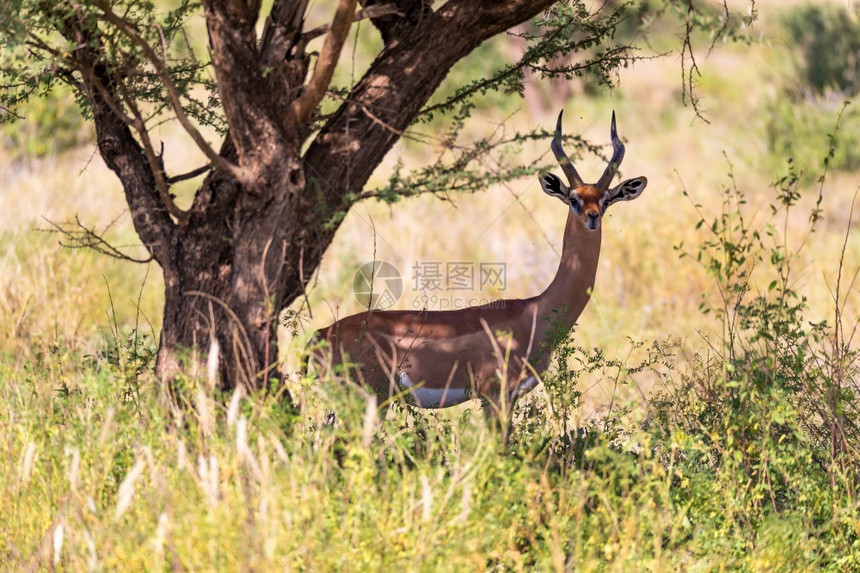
<box><xmin>352</xmin><ymin>261</ymin><xmax>402</xmax><ymax>310</ymax></box>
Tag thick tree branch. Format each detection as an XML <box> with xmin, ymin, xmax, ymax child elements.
<box><xmin>58</xmin><ymin>19</ymin><xmax>176</xmax><ymax>265</ymax></box>
<box><xmin>203</xmin><ymin>0</ymin><xmax>289</xmax><ymax>175</ymax></box>
<box><xmin>116</xmin><ymin>76</ymin><xmax>188</xmax><ymax>223</ymax></box>
<box><xmin>36</xmin><ymin>25</ymin><xmax>187</xmax><ymax>223</ymax></box>
<box><xmin>296</xmin><ymin>0</ymin><xmax>556</xmax><ymax>298</ymax></box>
<box><xmin>32</xmin><ymin>31</ymin><xmax>185</xmax><ymax>226</ymax></box>
<box><xmin>97</xmin><ymin>3</ymin><xmax>250</xmax><ymax>187</ymax></box>
<box><xmin>358</xmin><ymin>0</ymin><xmax>431</xmax><ymax>46</ymax></box>
<box><xmin>304</xmin><ymin>0</ymin><xmax>556</xmax><ymax>202</ymax></box>
<box><xmin>289</xmin><ymin>0</ymin><xmax>359</xmax><ymax>124</ymax></box>
<box><xmin>259</xmin><ymin>0</ymin><xmax>309</xmax><ymax>66</ymax></box>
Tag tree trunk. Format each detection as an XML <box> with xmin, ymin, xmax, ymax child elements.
<box><xmin>66</xmin><ymin>0</ymin><xmax>559</xmax><ymax>397</ymax></box>
<box><xmin>155</xmin><ymin>153</ymin><xmax>310</xmax><ymax>394</ymax></box>
<box><xmin>157</xmin><ymin>238</ymin><xmax>282</xmax><ymax>394</ymax></box>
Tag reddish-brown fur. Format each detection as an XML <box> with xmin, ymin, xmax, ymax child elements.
<box><xmin>311</xmin><ymin>113</ymin><xmax>647</xmax><ymax>421</ymax></box>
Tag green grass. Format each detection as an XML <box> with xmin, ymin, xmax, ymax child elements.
<box><xmin>2</xmin><ymin>1</ymin><xmax>860</xmax><ymax>569</ymax></box>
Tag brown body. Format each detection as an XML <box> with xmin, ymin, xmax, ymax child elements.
<box><xmin>315</xmin><ymin>212</ymin><xmax>601</xmax><ymax>413</ymax></box>
<box><xmin>312</xmin><ymin>111</ymin><xmax>647</xmax><ymax>419</ymax></box>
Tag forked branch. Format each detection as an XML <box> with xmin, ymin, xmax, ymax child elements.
<box><xmin>96</xmin><ymin>2</ymin><xmax>250</xmax><ymax>187</ymax></box>
<box><xmin>300</xmin><ymin>3</ymin><xmax>403</xmax><ymax>43</ymax></box>
<box><xmin>290</xmin><ymin>0</ymin><xmax>359</xmax><ymax>123</ymax></box>
<box><xmin>32</xmin><ymin>29</ymin><xmax>187</xmax><ymax>223</ymax></box>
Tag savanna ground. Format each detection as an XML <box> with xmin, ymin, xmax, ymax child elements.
<box><xmin>2</xmin><ymin>0</ymin><xmax>860</xmax><ymax>569</ymax></box>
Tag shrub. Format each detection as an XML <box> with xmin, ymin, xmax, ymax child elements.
<box><xmin>1</xmin><ymin>87</ymin><xmax>91</xmax><ymax>158</ymax></box>
<box><xmin>762</xmin><ymin>4</ymin><xmax>860</xmax><ymax>178</ymax></box>
<box><xmin>654</xmin><ymin>154</ymin><xmax>860</xmax><ymax>565</ymax></box>
<box><xmin>764</xmin><ymin>98</ymin><xmax>860</xmax><ymax>178</ymax></box>
<box><xmin>781</xmin><ymin>3</ymin><xmax>860</xmax><ymax>97</ymax></box>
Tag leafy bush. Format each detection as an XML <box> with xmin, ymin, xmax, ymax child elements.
<box><xmin>654</xmin><ymin>156</ymin><xmax>860</xmax><ymax>565</ymax></box>
<box><xmin>782</xmin><ymin>3</ymin><xmax>860</xmax><ymax>96</ymax></box>
<box><xmin>764</xmin><ymin>98</ymin><xmax>860</xmax><ymax>177</ymax></box>
<box><xmin>1</xmin><ymin>87</ymin><xmax>92</xmax><ymax>158</ymax></box>
<box><xmin>762</xmin><ymin>4</ymin><xmax>860</xmax><ymax>177</ymax></box>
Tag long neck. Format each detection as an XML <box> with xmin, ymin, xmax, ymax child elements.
<box><xmin>537</xmin><ymin>211</ymin><xmax>602</xmax><ymax>329</ymax></box>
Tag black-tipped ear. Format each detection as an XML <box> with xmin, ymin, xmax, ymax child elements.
<box><xmin>606</xmin><ymin>176</ymin><xmax>647</xmax><ymax>207</ymax></box>
<box><xmin>540</xmin><ymin>172</ymin><xmax>570</xmax><ymax>204</ymax></box>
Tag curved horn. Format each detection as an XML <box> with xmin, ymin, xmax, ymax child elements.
<box><xmin>596</xmin><ymin>111</ymin><xmax>626</xmax><ymax>188</ymax></box>
<box><xmin>550</xmin><ymin>110</ymin><xmax>584</xmax><ymax>188</ymax></box>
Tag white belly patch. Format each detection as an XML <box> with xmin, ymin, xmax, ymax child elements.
<box><xmin>397</xmin><ymin>372</ymin><xmax>471</xmax><ymax>409</ymax></box>
<box><xmin>512</xmin><ymin>375</ymin><xmax>539</xmax><ymax>399</ymax></box>
<box><xmin>396</xmin><ymin>373</ymin><xmax>541</xmax><ymax>408</ymax></box>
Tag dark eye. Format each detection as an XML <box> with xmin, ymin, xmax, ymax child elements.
<box><xmin>569</xmin><ymin>199</ymin><xmax>583</xmax><ymax>214</ymax></box>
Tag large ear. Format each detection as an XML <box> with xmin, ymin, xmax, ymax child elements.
<box><xmin>606</xmin><ymin>176</ymin><xmax>647</xmax><ymax>207</ymax></box>
<box><xmin>539</xmin><ymin>172</ymin><xmax>570</xmax><ymax>204</ymax></box>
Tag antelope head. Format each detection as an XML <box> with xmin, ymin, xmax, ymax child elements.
<box><xmin>540</xmin><ymin>110</ymin><xmax>647</xmax><ymax>231</ymax></box>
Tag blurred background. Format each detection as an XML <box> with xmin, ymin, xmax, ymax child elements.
<box><xmin>1</xmin><ymin>0</ymin><xmax>857</xmax><ymax>416</ymax></box>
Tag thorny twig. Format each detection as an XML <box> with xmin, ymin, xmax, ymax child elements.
<box><xmin>41</xmin><ymin>215</ymin><xmax>154</xmax><ymax>264</ymax></box>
